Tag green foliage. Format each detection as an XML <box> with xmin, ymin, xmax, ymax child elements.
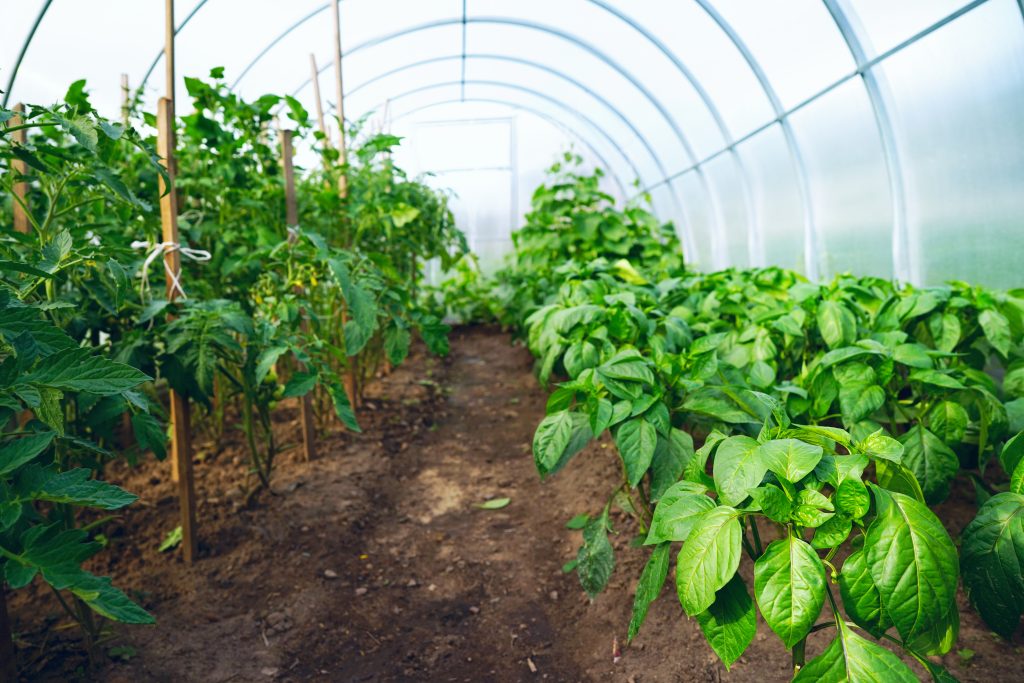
<box><xmin>0</xmin><ymin>70</ymin><xmax>468</xmax><ymax>670</ymax></box>
<box><xmin>0</xmin><ymin>296</ymin><xmax>152</xmax><ymax>630</ymax></box>
<box><xmin>469</xmin><ymin>158</ymin><xmax>1024</xmax><ymax>676</ymax></box>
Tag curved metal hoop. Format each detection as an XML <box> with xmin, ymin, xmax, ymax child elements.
<box><xmin>342</xmin><ymin>54</ymin><xmax>669</xmax><ymax>200</ymax></box>
<box><xmin>389</xmin><ymin>97</ymin><xmax>630</xmax><ymax>198</ymax></box>
<box><xmin>365</xmin><ymin>80</ymin><xmax>647</xmax><ymax>189</ymax></box>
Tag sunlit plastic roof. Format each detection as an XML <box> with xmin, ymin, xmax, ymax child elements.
<box><xmin>4</xmin><ymin>0</ymin><xmax>1023</xmax><ymax>287</ymax></box>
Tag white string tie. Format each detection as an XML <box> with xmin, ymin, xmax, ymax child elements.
<box><xmin>130</xmin><ymin>240</ymin><xmax>211</xmax><ymax>300</ymax></box>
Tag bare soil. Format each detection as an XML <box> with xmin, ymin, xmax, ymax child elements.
<box><xmin>7</xmin><ymin>326</ymin><xmax>1023</xmax><ymax>682</ymax></box>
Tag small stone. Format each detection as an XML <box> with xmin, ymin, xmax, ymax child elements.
<box><xmin>549</xmin><ymin>591</ymin><xmax>559</xmax><ymax>601</ymax></box>
<box><xmin>355</xmin><ymin>587</ymin><xmax>368</xmax><ymax>596</ymax></box>
<box><xmin>261</xmin><ymin>667</ymin><xmax>278</xmax><ymax>677</ymax></box>
<box><xmin>428</xmin><ymin>584</ymin><xmax>437</xmax><ymax>592</ymax></box>
<box><xmin>266</xmin><ymin>612</ymin><xmax>287</xmax><ymax>627</ymax></box>
<box><xmin>324</xmin><ymin>569</ymin><xmax>339</xmax><ymax>579</ymax></box>
<box><xmin>407</xmin><ymin>579</ymin><xmax>418</xmax><ymax>587</ymax></box>
<box><xmin>469</xmin><ymin>606</ymin><xmax>480</xmax><ymax>614</ymax></box>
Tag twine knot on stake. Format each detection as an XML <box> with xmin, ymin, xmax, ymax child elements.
<box><xmin>131</xmin><ymin>240</ymin><xmax>211</xmax><ymax>300</ymax></box>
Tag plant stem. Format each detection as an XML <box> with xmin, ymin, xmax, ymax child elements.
<box><xmin>47</xmin><ymin>585</ymin><xmax>83</xmax><ymax>631</ymax></box>
<box><xmin>791</xmin><ymin>637</ymin><xmax>806</xmax><ymax>674</ymax></box>
<box><xmin>740</xmin><ymin>533</ymin><xmax>757</xmax><ymax>562</ymax></box>
<box><xmin>749</xmin><ymin>517</ymin><xmax>764</xmax><ymax>557</ymax></box>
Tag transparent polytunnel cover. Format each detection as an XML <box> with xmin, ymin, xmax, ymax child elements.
<box><xmin>4</xmin><ymin>0</ymin><xmax>1024</xmax><ymax>287</ymax></box>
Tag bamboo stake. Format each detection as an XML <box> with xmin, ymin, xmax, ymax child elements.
<box><xmin>157</xmin><ymin>96</ymin><xmax>197</xmax><ymax>564</ymax></box>
<box><xmin>164</xmin><ymin>0</ymin><xmax>177</xmax><ymax>176</ymax></box>
<box><xmin>121</xmin><ymin>73</ymin><xmax>130</xmax><ymax>125</ymax></box>
<box><xmin>165</xmin><ymin>0</ymin><xmax>176</xmax><ymax>107</ymax></box>
<box><xmin>11</xmin><ymin>103</ymin><xmax>30</xmax><ymax>235</ymax></box>
<box><xmin>0</xmin><ymin>585</ymin><xmax>16</xmax><ymax>683</ymax></box>
<box><xmin>309</xmin><ymin>53</ymin><xmax>329</xmax><ymax>148</ymax></box>
<box><xmin>280</xmin><ymin>130</ymin><xmax>317</xmax><ymax>461</ymax></box>
<box><xmin>330</xmin><ymin>0</ymin><xmax>348</xmax><ymax>197</ymax></box>
<box><xmin>330</xmin><ymin>0</ymin><xmax>357</xmax><ymax>411</ymax></box>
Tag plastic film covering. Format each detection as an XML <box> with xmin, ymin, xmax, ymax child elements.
<box><xmin>2</xmin><ymin>0</ymin><xmax>1022</xmax><ymax>286</ymax></box>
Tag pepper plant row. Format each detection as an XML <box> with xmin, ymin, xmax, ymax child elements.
<box><xmin>468</xmin><ymin>155</ymin><xmax>1024</xmax><ymax>680</ymax></box>
<box><xmin>0</xmin><ymin>72</ymin><xmax>466</xmax><ymax>659</ymax></box>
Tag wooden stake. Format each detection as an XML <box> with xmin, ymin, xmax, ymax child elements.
<box><xmin>164</xmin><ymin>0</ymin><xmax>176</xmax><ymax>106</ymax></box>
<box><xmin>121</xmin><ymin>73</ymin><xmax>130</xmax><ymax>125</ymax></box>
<box><xmin>157</xmin><ymin>96</ymin><xmax>197</xmax><ymax>564</ymax></box>
<box><xmin>309</xmin><ymin>53</ymin><xmax>329</xmax><ymax>148</ymax></box>
<box><xmin>11</xmin><ymin>103</ymin><xmax>30</xmax><ymax>235</ymax></box>
<box><xmin>280</xmin><ymin>130</ymin><xmax>317</xmax><ymax>461</ymax></box>
<box><xmin>164</xmin><ymin>0</ymin><xmax>177</xmax><ymax>176</ymax></box>
<box><xmin>330</xmin><ymin>0</ymin><xmax>348</xmax><ymax>198</ymax></box>
<box><xmin>0</xmin><ymin>585</ymin><xmax>16</xmax><ymax>683</ymax></box>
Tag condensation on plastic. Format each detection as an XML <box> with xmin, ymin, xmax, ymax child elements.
<box><xmin>703</xmin><ymin>155</ymin><xmax>751</xmax><ymax>269</ymax></box>
<box><xmin>879</xmin><ymin>0</ymin><xmax>1024</xmax><ymax>288</ymax></box>
<box><xmin>607</xmin><ymin>0</ymin><xmax>774</xmax><ymax>141</ymax></box>
<box><xmin>789</xmin><ymin>78</ymin><xmax>894</xmax><ymax>279</ymax></box>
<box><xmin>735</xmin><ymin>124</ymin><xmax>806</xmax><ymax>274</ymax></box>
<box><xmin>672</xmin><ymin>173</ymin><xmax>717</xmax><ymax>270</ymax></box>
<box><xmin>3</xmin><ymin>0</ymin><xmax>1023</xmax><ymax>286</ymax></box>
<box><xmin>847</xmin><ymin>0</ymin><xmax>973</xmax><ymax>56</ymax></box>
<box><xmin>713</xmin><ymin>0</ymin><xmax>856</xmax><ymax>109</ymax></box>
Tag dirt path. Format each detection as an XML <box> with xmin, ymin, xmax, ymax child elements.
<box><xmin>9</xmin><ymin>326</ymin><xmax>1022</xmax><ymax>682</ymax></box>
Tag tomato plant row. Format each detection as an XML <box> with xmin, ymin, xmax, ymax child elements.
<box><xmin>0</xmin><ymin>72</ymin><xmax>466</xmax><ymax>662</ymax></box>
<box><xmin>457</xmin><ymin>154</ymin><xmax>1024</xmax><ymax>680</ymax></box>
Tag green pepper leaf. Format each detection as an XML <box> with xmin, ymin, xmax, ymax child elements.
<box><xmin>864</xmin><ymin>486</ymin><xmax>959</xmax><ymax>654</ymax></box>
<box><xmin>628</xmin><ymin>542</ymin><xmax>671</xmax><ymax>642</ymax></box>
<box><xmin>676</xmin><ymin>506</ymin><xmax>742</xmax><ymax>616</ymax></box>
<box><xmin>754</xmin><ymin>535</ymin><xmax>826</xmax><ymax>648</ymax></box>
<box><xmin>712</xmin><ymin>435</ymin><xmax>766</xmax><ymax>506</ymax></box>
<box><xmin>695</xmin><ymin>573</ymin><xmax>756</xmax><ymax>670</ymax></box>
<box><xmin>793</xmin><ymin>621</ymin><xmax>916</xmax><ymax>682</ymax></box>
<box><xmin>960</xmin><ymin>492</ymin><xmax>1024</xmax><ymax>638</ymax></box>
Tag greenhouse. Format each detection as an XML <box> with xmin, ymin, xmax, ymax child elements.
<box><xmin>1</xmin><ymin>1</ymin><xmax>1023</xmax><ymax>681</ymax></box>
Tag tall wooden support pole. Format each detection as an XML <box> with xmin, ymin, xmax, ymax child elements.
<box><xmin>0</xmin><ymin>585</ymin><xmax>16</xmax><ymax>683</ymax></box>
<box><xmin>280</xmin><ymin>130</ymin><xmax>317</xmax><ymax>461</ymax></box>
<box><xmin>164</xmin><ymin>0</ymin><xmax>177</xmax><ymax>177</ymax></box>
<box><xmin>330</xmin><ymin>0</ymin><xmax>357</xmax><ymax>409</ymax></box>
<box><xmin>309</xmin><ymin>54</ymin><xmax>329</xmax><ymax>148</ymax></box>
<box><xmin>121</xmin><ymin>74</ymin><xmax>130</xmax><ymax>125</ymax></box>
<box><xmin>164</xmin><ymin>0</ymin><xmax>176</xmax><ymax>106</ymax></box>
<box><xmin>158</xmin><ymin>96</ymin><xmax>197</xmax><ymax>564</ymax></box>
<box><xmin>11</xmin><ymin>104</ymin><xmax>30</xmax><ymax>235</ymax></box>
<box><xmin>330</xmin><ymin>0</ymin><xmax>348</xmax><ymax>197</ymax></box>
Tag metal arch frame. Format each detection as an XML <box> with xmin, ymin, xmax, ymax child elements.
<box><xmin>389</xmin><ymin>98</ymin><xmax>630</xmax><ymax>199</ymax></box>
<box><xmin>139</xmin><ymin>0</ymin><xmax>212</xmax><ymax>96</ymax></box>
<box><xmin>641</xmin><ymin>0</ymin><xmax>996</xmax><ymax>278</ymax></box>
<box><xmin>641</xmin><ymin>0</ymin><xmax>993</xmax><ymax>184</ymax></box>
<box><xmin>345</xmin><ymin>56</ymin><xmax>691</xmax><ymax>240</ymax></box>
<box><xmin>823</xmin><ymin>0</ymin><xmax>913</xmax><ymax>284</ymax></box>
<box><xmin>693</xmin><ymin>0</ymin><xmax>822</xmax><ymax>280</ymax></box>
<box><xmin>230</xmin><ymin>4</ymin><xmax>332</xmax><ymax>90</ymax></box>
<box><xmin>3</xmin><ymin>0</ymin><xmax>1006</xmax><ymax>277</ymax></box>
<box><xmin>215</xmin><ymin>0</ymin><xmax>720</xmax><ymax>256</ymax></box>
<box><xmin>342</xmin><ymin>54</ymin><xmax>671</xmax><ymax>201</ymax></box>
<box><xmin>128</xmin><ymin>9</ymin><xmax>699</xmax><ymax>250</ymax></box>
<box><xmin>586</xmin><ymin>0</ymin><xmax>759</xmax><ymax>268</ymax></box>
<box><xmin>358</xmin><ymin>79</ymin><xmax>647</xmax><ymax>197</ymax></box>
<box><xmin>1</xmin><ymin>0</ymin><xmax>54</xmax><ymax>107</ymax></box>
<box><xmin>286</xmin><ymin>17</ymin><xmax>702</xmax><ymax>257</ymax></box>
